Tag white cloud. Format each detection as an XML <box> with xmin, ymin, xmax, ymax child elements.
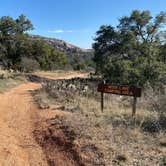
<box><xmin>48</xmin><ymin>29</ymin><xmax>73</xmax><ymax>33</ymax></box>
<box><xmin>48</xmin><ymin>29</ymin><xmax>64</xmax><ymax>33</ymax></box>
<box><xmin>47</xmin><ymin>29</ymin><xmax>91</xmax><ymax>33</ymax></box>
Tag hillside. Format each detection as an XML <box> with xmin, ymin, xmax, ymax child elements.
<box><xmin>29</xmin><ymin>35</ymin><xmax>94</xmax><ymax>70</ymax></box>
<box><xmin>30</xmin><ymin>35</ymin><xmax>93</xmax><ymax>54</ymax></box>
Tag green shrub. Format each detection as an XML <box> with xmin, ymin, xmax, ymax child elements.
<box><xmin>20</xmin><ymin>57</ymin><xmax>40</xmax><ymax>72</ymax></box>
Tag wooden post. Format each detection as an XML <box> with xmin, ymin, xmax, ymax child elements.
<box><xmin>101</xmin><ymin>92</ymin><xmax>104</xmax><ymax>112</ymax></box>
<box><xmin>132</xmin><ymin>96</ymin><xmax>137</xmax><ymax>117</ymax></box>
<box><xmin>101</xmin><ymin>80</ymin><xmax>105</xmax><ymax>112</ymax></box>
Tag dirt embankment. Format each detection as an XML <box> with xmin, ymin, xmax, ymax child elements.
<box><xmin>33</xmin><ymin>118</ymin><xmax>85</xmax><ymax>166</ymax></box>
<box><xmin>0</xmin><ymin>72</ymin><xmax>87</xmax><ymax>166</ymax></box>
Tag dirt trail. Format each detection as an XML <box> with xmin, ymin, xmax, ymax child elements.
<box><xmin>0</xmin><ymin>72</ymin><xmax>86</xmax><ymax>166</ymax></box>
<box><xmin>0</xmin><ymin>82</ymin><xmax>47</xmax><ymax>166</ymax></box>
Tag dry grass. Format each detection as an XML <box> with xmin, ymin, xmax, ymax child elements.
<box><xmin>33</xmin><ymin>85</ymin><xmax>166</xmax><ymax>166</ymax></box>
<box><xmin>34</xmin><ymin>70</ymin><xmax>74</xmax><ymax>77</ymax></box>
<box><xmin>59</xmin><ymin>97</ymin><xmax>165</xmax><ymax>165</ymax></box>
<box><xmin>33</xmin><ymin>70</ymin><xmax>88</xmax><ymax>80</ymax></box>
<box><xmin>31</xmin><ymin>73</ymin><xmax>166</xmax><ymax>166</ymax></box>
<box><xmin>0</xmin><ymin>70</ymin><xmax>26</xmax><ymax>93</ymax></box>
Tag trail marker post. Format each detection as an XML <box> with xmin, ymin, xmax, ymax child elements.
<box><xmin>132</xmin><ymin>97</ymin><xmax>137</xmax><ymax>117</ymax></box>
<box><xmin>100</xmin><ymin>80</ymin><xmax>105</xmax><ymax>112</ymax></box>
<box><xmin>97</xmin><ymin>83</ymin><xmax>142</xmax><ymax>116</ymax></box>
<box><xmin>101</xmin><ymin>92</ymin><xmax>104</xmax><ymax>112</ymax></box>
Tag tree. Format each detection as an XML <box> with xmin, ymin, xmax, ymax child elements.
<box><xmin>0</xmin><ymin>16</ymin><xmax>16</xmax><ymax>36</ymax></box>
<box><xmin>93</xmin><ymin>25</ymin><xmax>121</xmax><ymax>72</ymax></box>
<box><xmin>16</xmin><ymin>14</ymin><xmax>34</xmax><ymax>34</ymax></box>
<box><xmin>31</xmin><ymin>39</ymin><xmax>67</xmax><ymax>70</ymax></box>
<box><xmin>93</xmin><ymin>10</ymin><xmax>166</xmax><ymax>86</ymax></box>
<box><xmin>0</xmin><ymin>14</ymin><xmax>68</xmax><ymax>71</ymax></box>
<box><xmin>0</xmin><ymin>15</ymin><xmax>34</xmax><ymax>69</ymax></box>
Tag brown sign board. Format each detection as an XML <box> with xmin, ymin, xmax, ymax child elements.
<box><xmin>98</xmin><ymin>84</ymin><xmax>142</xmax><ymax>97</ymax></box>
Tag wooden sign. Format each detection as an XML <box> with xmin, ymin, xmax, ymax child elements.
<box><xmin>98</xmin><ymin>84</ymin><xmax>141</xmax><ymax>97</ymax></box>
<box><xmin>97</xmin><ymin>83</ymin><xmax>142</xmax><ymax>117</ymax></box>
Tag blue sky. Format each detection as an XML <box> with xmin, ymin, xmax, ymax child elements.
<box><xmin>0</xmin><ymin>0</ymin><xmax>166</xmax><ymax>48</ymax></box>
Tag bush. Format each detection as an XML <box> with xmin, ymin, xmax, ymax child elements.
<box><xmin>143</xmin><ymin>83</ymin><xmax>166</xmax><ymax>114</ymax></box>
<box><xmin>73</xmin><ymin>63</ymin><xmax>86</xmax><ymax>70</ymax></box>
<box><xmin>20</xmin><ymin>57</ymin><xmax>40</xmax><ymax>72</ymax></box>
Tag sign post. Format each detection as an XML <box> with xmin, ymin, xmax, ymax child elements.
<box><xmin>97</xmin><ymin>83</ymin><xmax>142</xmax><ymax>116</ymax></box>
<box><xmin>101</xmin><ymin>92</ymin><xmax>104</xmax><ymax>112</ymax></box>
<box><xmin>132</xmin><ymin>97</ymin><xmax>137</xmax><ymax>117</ymax></box>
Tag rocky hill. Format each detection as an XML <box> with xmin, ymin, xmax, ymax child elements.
<box><xmin>30</xmin><ymin>35</ymin><xmax>93</xmax><ymax>54</ymax></box>
<box><xmin>29</xmin><ymin>35</ymin><xmax>94</xmax><ymax>70</ymax></box>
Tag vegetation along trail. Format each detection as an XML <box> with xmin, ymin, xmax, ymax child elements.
<box><xmin>0</xmin><ymin>72</ymin><xmax>86</xmax><ymax>166</ymax></box>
